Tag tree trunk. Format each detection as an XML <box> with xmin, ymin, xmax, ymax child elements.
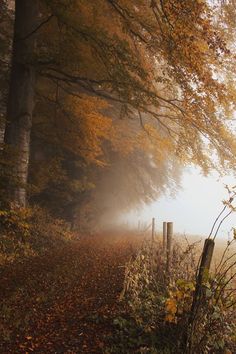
<box><xmin>4</xmin><ymin>0</ymin><xmax>39</xmax><ymax>207</ymax></box>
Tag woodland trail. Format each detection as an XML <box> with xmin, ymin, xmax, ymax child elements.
<box><xmin>0</xmin><ymin>234</ymin><xmax>141</xmax><ymax>353</ymax></box>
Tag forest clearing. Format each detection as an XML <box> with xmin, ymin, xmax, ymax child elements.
<box><xmin>1</xmin><ymin>0</ymin><xmax>236</xmax><ymax>352</ymax></box>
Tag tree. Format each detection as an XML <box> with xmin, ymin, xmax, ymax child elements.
<box><xmin>0</xmin><ymin>0</ymin><xmax>13</xmax><ymax>144</ymax></box>
<box><xmin>38</xmin><ymin>0</ymin><xmax>236</xmax><ymax>172</ymax></box>
<box><xmin>28</xmin><ymin>90</ymin><xmax>181</xmax><ymax>228</ymax></box>
<box><xmin>3</xmin><ymin>0</ymin><xmax>236</xmax><ymax>221</ymax></box>
<box><xmin>4</xmin><ymin>0</ymin><xmax>39</xmax><ymax>206</ymax></box>
<box><xmin>28</xmin><ymin>91</ymin><xmax>113</xmax><ymax>224</ymax></box>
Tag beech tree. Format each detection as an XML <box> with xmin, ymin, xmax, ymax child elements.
<box><xmin>0</xmin><ymin>0</ymin><xmax>12</xmax><ymax>144</ymax></box>
<box><xmin>38</xmin><ymin>0</ymin><xmax>236</xmax><ymax>170</ymax></box>
<box><xmin>4</xmin><ymin>0</ymin><xmax>39</xmax><ymax>206</ymax></box>
<box><xmin>3</xmin><ymin>0</ymin><xmax>236</xmax><ymax>219</ymax></box>
<box><xmin>28</xmin><ymin>90</ymin><xmax>181</xmax><ymax>227</ymax></box>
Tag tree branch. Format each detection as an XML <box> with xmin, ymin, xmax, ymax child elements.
<box><xmin>16</xmin><ymin>14</ymin><xmax>54</xmax><ymax>42</ymax></box>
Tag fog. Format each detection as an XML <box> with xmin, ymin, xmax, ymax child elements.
<box><xmin>121</xmin><ymin>167</ymin><xmax>236</xmax><ymax>239</ymax></box>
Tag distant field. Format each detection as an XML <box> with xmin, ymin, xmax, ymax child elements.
<box><xmin>139</xmin><ymin>230</ymin><xmax>236</xmax><ymax>271</ymax></box>
<box><xmin>108</xmin><ymin>229</ymin><xmax>236</xmax><ymax>276</ymax></box>
<box><xmin>163</xmin><ymin>233</ymin><xmax>236</xmax><ymax>277</ymax></box>
<box><xmin>178</xmin><ymin>234</ymin><xmax>235</xmax><ymax>262</ymax></box>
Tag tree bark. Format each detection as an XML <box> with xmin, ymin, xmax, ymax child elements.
<box><xmin>4</xmin><ymin>0</ymin><xmax>39</xmax><ymax>207</ymax></box>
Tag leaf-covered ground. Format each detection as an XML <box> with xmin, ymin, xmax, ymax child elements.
<box><xmin>0</xmin><ymin>233</ymin><xmax>140</xmax><ymax>353</ymax></box>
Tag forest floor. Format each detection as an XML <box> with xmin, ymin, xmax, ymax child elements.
<box><xmin>0</xmin><ymin>233</ymin><xmax>142</xmax><ymax>354</ymax></box>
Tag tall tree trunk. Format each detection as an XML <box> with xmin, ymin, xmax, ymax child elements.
<box><xmin>4</xmin><ymin>0</ymin><xmax>39</xmax><ymax>207</ymax></box>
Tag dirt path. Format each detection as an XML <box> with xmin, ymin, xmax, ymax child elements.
<box><xmin>0</xmin><ymin>234</ymin><xmax>140</xmax><ymax>353</ymax></box>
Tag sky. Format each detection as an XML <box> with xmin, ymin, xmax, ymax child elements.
<box><xmin>124</xmin><ymin>167</ymin><xmax>236</xmax><ymax>239</ymax></box>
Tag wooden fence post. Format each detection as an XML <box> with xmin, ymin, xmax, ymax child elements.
<box><xmin>166</xmin><ymin>222</ymin><xmax>173</xmax><ymax>272</ymax></box>
<box><xmin>151</xmin><ymin>217</ymin><xmax>155</xmax><ymax>242</ymax></box>
<box><xmin>163</xmin><ymin>222</ymin><xmax>167</xmax><ymax>252</ymax></box>
<box><xmin>185</xmin><ymin>238</ymin><xmax>215</xmax><ymax>353</ymax></box>
<box><xmin>191</xmin><ymin>238</ymin><xmax>215</xmax><ymax>311</ymax></box>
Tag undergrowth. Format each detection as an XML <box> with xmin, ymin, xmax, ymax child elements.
<box><xmin>0</xmin><ymin>205</ymin><xmax>75</xmax><ymax>265</ymax></box>
<box><xmin>110</xmin><ymin>237</ymin><xmax>236</xmax><ymax>354</ymax></box>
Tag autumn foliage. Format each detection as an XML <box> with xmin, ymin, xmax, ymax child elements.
<box><xmin>1</xmin><ymin>0</ymin><xmax>236</xmax><ymax>227</ymax></box>
<box><xmin>1</xmin><ymin>2</ymin><xmax>236</xmax><ymax>353</ymax></box>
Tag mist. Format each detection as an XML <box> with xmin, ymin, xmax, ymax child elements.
<box><xmin>119</xmin><ymin>167</ymin><xmax>236</xmax><ymax>239</ymax></box>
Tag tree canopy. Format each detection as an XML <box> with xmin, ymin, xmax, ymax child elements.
<box><xmin>1</xmin><ymin>0</ymin><xmax>236</xmax><ymax>229</ymax></box>
<box><xmin>36</xmin><ymin>0</ymin><xmax>236</xmax><ymax>169</ymax></box>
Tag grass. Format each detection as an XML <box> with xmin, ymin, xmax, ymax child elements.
<box><xmin>110</xmin><ymin>233</ymin><xmax>236</xmax><ymax>353</ymax></box>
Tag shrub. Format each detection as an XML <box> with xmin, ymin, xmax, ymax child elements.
<box><xmin>0</xmin><ymin>205</ymin><xmax>74</xmax><ymax>265</ymax></box>
<box><xmin>112</xmin><ymin>237</ymin><xmax>236</xmax><ymax>354</ymax></box>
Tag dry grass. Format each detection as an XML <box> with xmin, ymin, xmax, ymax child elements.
<box><xmin>112</xmin><ymin>231</ymin><xmax>236</xmax><ymax>353</ymax></box>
